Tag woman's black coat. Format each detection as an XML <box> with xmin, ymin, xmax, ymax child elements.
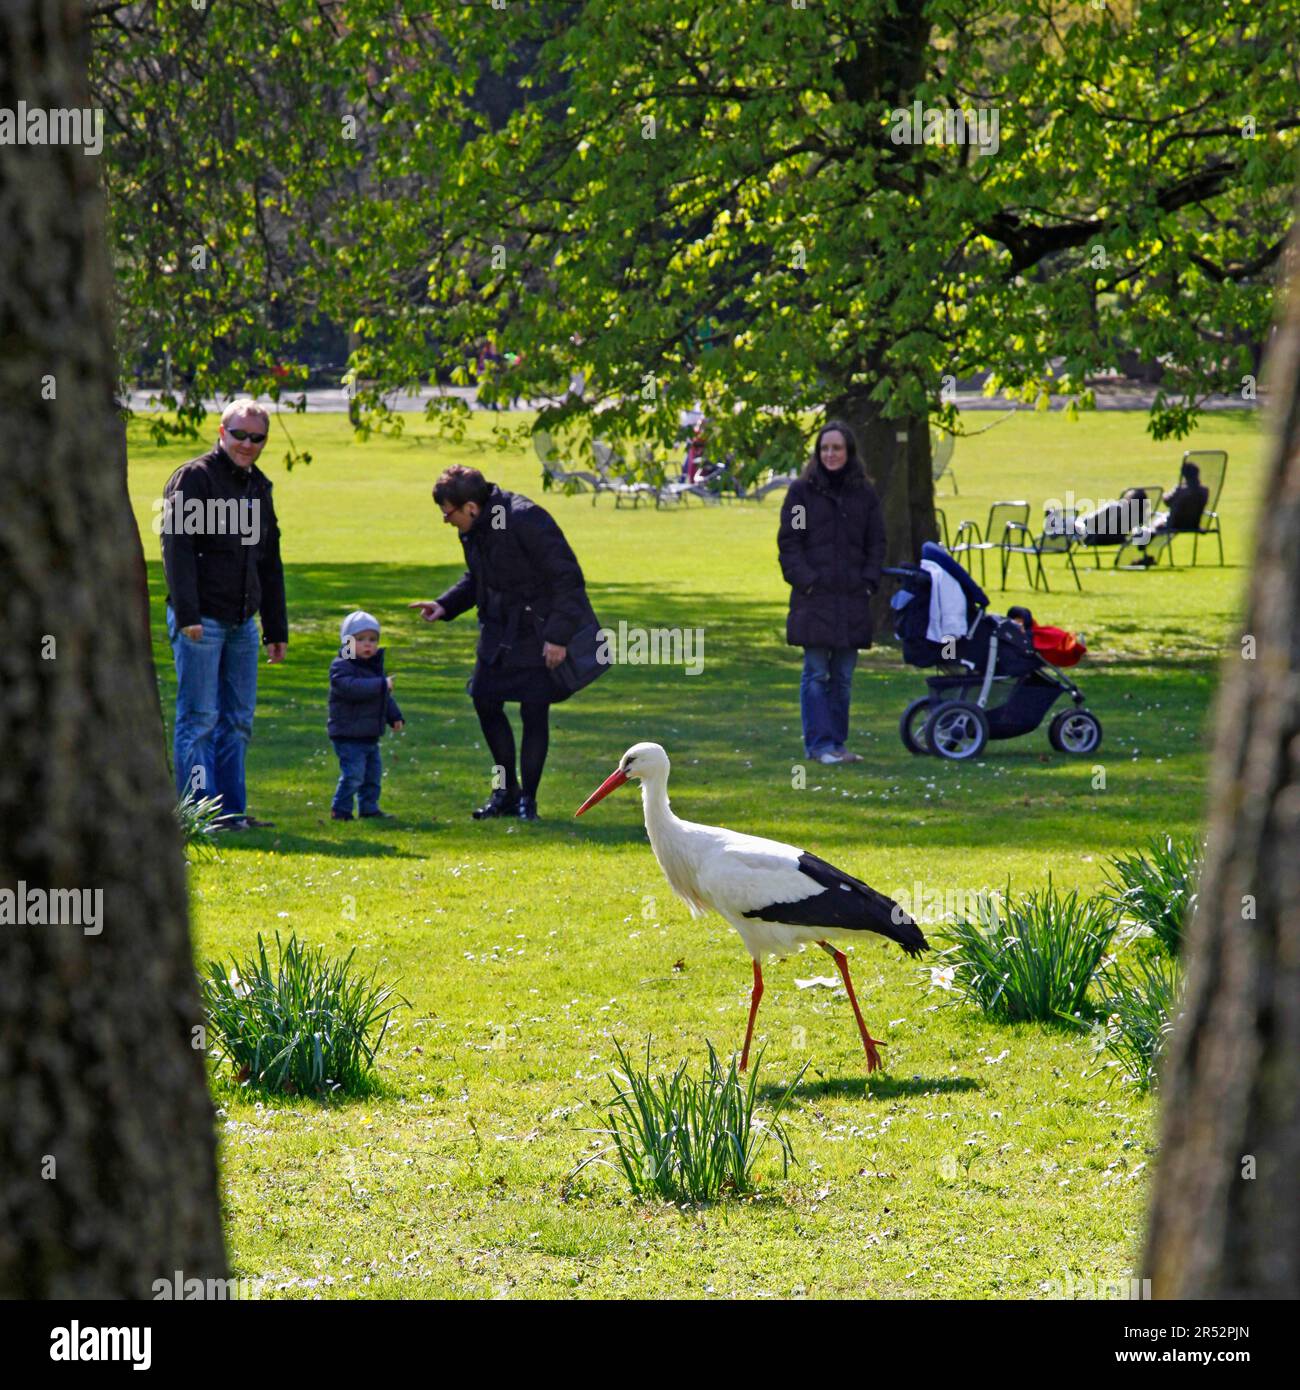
<box><xmin>435</xmin><ymin>484</ymin><xmax>598</xmax><ymax>668</ymax></box>
<box><xmin>777</xmin><ymin>465</ymin><xmax>887</xmax><ymax>649</ymax></box>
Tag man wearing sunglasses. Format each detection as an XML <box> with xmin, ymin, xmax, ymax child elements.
<box><xmin>161</xmin><ymin>399</ymin><xmax>288</xmax><ymax>830</ymax></box>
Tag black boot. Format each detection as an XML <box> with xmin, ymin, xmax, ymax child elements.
<box><xmin>518</xmin><ymin>795</ymin><xmax>539</xmax><ymax>822</ymax></box>
<box><xmin>472</xmin><ymin>787</ymin><xmax>521</xmax><ymax>819</ymax></box>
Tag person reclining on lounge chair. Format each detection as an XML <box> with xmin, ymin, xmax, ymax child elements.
<box><xmin>1073</xmin><ymin>487</ymin><xmax>1149</xmax><ymax>545</ymax></box>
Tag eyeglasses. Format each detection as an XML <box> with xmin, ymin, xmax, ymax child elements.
<box><xmin>227</xmin><ymin>428</ymin><xmax>267</xmax><ymax>443</ymax></box>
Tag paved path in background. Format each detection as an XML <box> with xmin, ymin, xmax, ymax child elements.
<box><xmin>124</xmin><ymin>384</ymin><xmax>1260</xmax><ymax>416</ymax></box>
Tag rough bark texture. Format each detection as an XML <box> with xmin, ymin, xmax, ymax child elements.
<box><xmin>1143</xmin><ymin>226</ymin><xmax>1300</xmax><ymax>1298</ymax></box>
<box><xmin>0</xmin><ymin>1</ymin><xmax>226</xmax><ymax>1296</ymax></box>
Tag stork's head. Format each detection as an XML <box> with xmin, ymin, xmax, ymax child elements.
<box><xmin>574</xmin><ymin>742</ymin><xmax>669</xmax><ymax>816</ymax></box>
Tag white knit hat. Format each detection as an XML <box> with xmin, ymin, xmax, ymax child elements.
<box><xmin>340</xmin><ymin>610</ymin><xmax>380</xmax><ymax>641</ymax></box>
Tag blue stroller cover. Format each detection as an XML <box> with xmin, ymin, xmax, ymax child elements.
<box><xmin>887</xmin><ymin>543</ymin><xmax>1035</xmax><ymax>674</ymax></box>
<box><xmin>888</xmin><ymin>543</ymin><xmax>987</xmax><ymax>666</ymax></box>
<box><xmin>920</xmin><ymin>541</ymin><xmax>989</xmax><ymax>609</ymax></box>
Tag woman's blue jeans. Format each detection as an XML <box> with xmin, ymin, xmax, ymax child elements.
<box><xmin>800</xmin><ymin>646</ymin><xmax>857</xmax><ymax>757</ymax></box>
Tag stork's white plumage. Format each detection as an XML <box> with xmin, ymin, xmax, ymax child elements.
<box><xmin>576</xmin><ymin>742</ymin><xmax>928</xmax><ymax>1072</ymax></box>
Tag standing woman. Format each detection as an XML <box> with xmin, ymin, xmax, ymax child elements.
<box><xmin>410</xmin><ymin>465</ymin><xmax>600</xmax><ymax>821</ymax></box>
<box><xmin>777</xmin><ymin>421</ymin><xmax>886</xmax><ymax>765</ymax></box>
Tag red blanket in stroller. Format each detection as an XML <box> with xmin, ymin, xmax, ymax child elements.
<box><xmin>1032</xmin><ymin>625</ymin><xmax>1087</xmax><ymax>667</ymax></box>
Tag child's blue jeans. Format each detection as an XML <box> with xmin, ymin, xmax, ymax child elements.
<box><xmin>331</xmin><ymin>738</ymin><xmax>382</xmax><ymax>816</ymax></box>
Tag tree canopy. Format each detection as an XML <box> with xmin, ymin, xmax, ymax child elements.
<box><xmin>93</xmin><ymin>1</ymin><xmax>1300</xmax><ymax>518</ymax></box>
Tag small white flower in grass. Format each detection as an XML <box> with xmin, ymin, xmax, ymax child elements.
<box><xmin>228</xmin><ymin>968</ymin><xmax>252</xmax><ymax>999</ymax></box>
<box><xmin>931</xmin><ymin>965</ymin><xmax>956</xmax><ymax>991</ymax></box>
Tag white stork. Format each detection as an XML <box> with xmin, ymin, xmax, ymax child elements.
<box><xmin>575</xmin><ymin>742</ymin><xmax>928</xmax><ymax>1072</ymax></box>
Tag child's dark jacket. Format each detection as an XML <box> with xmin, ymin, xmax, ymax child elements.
<box><xmin>328</xmin><ymin>648</ymin><xmax>403</xmax><ymax>740</ymax></box>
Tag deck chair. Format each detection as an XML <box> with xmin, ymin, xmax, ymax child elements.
<box><xmin>930</xmin><ymin>427</ymin><xmax>957</xmax><ymax>494</ymax></box>
<box><xmin>951</xmin><ymin>500</ymin><xmax>1030</xmax><ymax>588</ymax></box>
<box><xmin>592</xmin><ymin>440</ymin><xmax>658</xmax><ymax>509</ymax></box>
<box><xmin>934</xmin><ymin>507</ymin><xmax>951</xmax><ymax>550</ymax></box>
<box><xmin>635</xmin><ymin>444</ymin><xmax>720</xmax><ymax>508</ymax></box>
<box><xmin>1001</xmin><ymin>509</ymin><xmax>1083</xmax><ymax>593</ymax></box>
<box><xmin>534</xmin><ymin>429</ymin><xmax>601</xmax><ymax>494</ymax></box>
<box><xmin>1114</xmin><ymin>451</ymin><xmax>1226</xmax><ymax>568</ymax></box>
<box><xmin>1179</xmin><ymin>449</ymin><xmax>1227</xmax><ymax>566</ymax></box>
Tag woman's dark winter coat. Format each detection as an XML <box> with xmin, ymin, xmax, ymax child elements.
<box><xmin>435</xmin><ymin>484</ymin><xmax>599</xmax><ymax>668</ymax></box>
<box><xmin>328</xmin><ymin>648</ymin><xmax>403</xmax><ymax>740</ymax></box>
<box><xmin>777</xmin><ymin>464</ymin><xmax>887</xmax><ymax>649</ymax></box>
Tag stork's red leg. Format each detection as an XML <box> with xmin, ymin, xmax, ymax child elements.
<box><xmin>819</xmin><ymin>941</ymin><xmax>885</xmax><ymax>1073</ymax></box>
<box><xmin>740</xmin><ymin>959</ymin><xmax>764</xmax><ymax>1071</ymax></box>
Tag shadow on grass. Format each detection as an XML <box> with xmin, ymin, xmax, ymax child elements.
<box><xmin>769</xmin><ymin>1072</ymin><xmax>980</xmax><ymax>1103</ymax></box>
<box><xmin>208</xmin><ymin>1068</ymin><xmax>398</xmax><ymax>1108</ymax></box>
<box><xmin>865</xmin><ymin>1072</ymin><xmax>981</xmax><ymax>1099</ymax></box>
<box><xmin>208</xmin><ymin>829</ymin><xmax>428</xmax><ymax>859</ymax></box>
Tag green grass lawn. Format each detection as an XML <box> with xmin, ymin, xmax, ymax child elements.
<box><xmin>128</xmin><ymin>405</ymin><xmax>1264</xmax><ymax>1299</ymax></box>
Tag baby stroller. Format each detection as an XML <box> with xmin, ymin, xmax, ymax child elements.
<box><xmin>884</xmin><ymin>543</ymin><xmax>1103</xmax><ymax>761</ymax></box>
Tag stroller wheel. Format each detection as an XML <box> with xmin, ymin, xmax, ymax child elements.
<box><xmin>924</xmin><ymin>700</ymin><xmax>989</xmax><ymax>760</ymax></box>
<box><xmin>1049</xmin><ymin>709</ymin><xmax>1103</xmax><ymax>755</ymax></box>
<box><xmin>900</xmin><ymin>697</ymin><xmax>932</xmax><ymax>755</ymax></box>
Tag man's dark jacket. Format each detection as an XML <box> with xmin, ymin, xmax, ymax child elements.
<box><xmin>777</xmin><ymin>464</ymin><xmax>886</xmax><ymax>648</ymax></box>
<box><xmin>434</xmin><ymin>484</ymin><xmax>598</xmax><ymax>668</ymax></box>
<box><xmin>328</xmin><ymin>648</ymin><xmax>404</xmax><ymax>740</ymax></box>
<box><xmin>161</xmin><ymin>444</ymin><xmax>288</xmax><ymax>643</ymax></box>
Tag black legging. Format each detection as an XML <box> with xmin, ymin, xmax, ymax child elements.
<box><xmin>473</xmin><ymin>698</ymin><xmax>550</xmax><ymax>798</ymax></box>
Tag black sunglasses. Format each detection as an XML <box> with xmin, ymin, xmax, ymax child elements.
<box><xmin>227</xmin><ymin>428</ymin><xmax>267</xmax><ymax>443</ymax></box>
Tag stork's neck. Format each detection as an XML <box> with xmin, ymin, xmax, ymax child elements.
<box><xmin>639</xmin><ymin>770</ymin><xmax>681</xmax><ymax>844</ymax></box>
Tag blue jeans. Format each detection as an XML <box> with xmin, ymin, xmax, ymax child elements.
<box><xmin>167</xmin><ymin>607</ymin><xmax>260</xmax><ymax>816</ymax></box>
<box><xmin>800</xmin><ymin>647</ymin><xmax>857</xmax><ymax>757</ymax></box>
<box><xmin>332</xmin><ymin>739</ymin><xmax>382</xmax><ymax>816</ymax></box>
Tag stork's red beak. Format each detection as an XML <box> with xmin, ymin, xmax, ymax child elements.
<box><xmin>574</xmin><ymin>767</ymin><xmax>628</xmax><ymax>816</ymax></box>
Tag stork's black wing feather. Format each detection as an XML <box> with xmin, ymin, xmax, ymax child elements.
<box><xmin>742</xmin><ymin>852</ymin><xmax>929</xmax><ymax>955</ymax></box>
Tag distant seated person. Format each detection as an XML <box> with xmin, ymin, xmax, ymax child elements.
<box><xmin>1153</xmin><ymin>460</ymin><xmax>1210</xmax><ymax>536</ymax></box>
<box><xmin>1072</xmin><ymin>487</ymin><xmax>1150</xmax><ymax>546</ymax></box>
<box><xmin>1128</xmin><ymin>461</ymin><xmax>1210</xmax><ymax>561</ymax></box>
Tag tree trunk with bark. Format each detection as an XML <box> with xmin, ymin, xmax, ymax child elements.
<box><xmin>0</xmin><ymin>0</ymin><xmax>226</xmax><ymax>1296</ymax></box>
<box><xmin>1143</xmin><ymin>226</ymin><xmax>1300</xmax><ymax>1299</ymax></box>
